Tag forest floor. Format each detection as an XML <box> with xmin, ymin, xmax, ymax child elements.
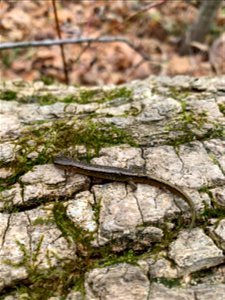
<box><xmin>0</xmin><ymin>0</ymin><xmax>224</xmax><ymax>86</ymax></box>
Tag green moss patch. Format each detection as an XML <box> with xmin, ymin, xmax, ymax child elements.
<box><xmin>0</xmin><ymin>90</ymin><xmax>17</xmax><ymax>101</ymax></box>
<box><xmin>0</xmin><ymin>118</ymin><xmax>136</xmax><ymax>189</ymax></box>
<box><xmin>218</xmin><ymin>103</ymin><xmax>225</xmax><ymax>116</ymax></box>
<box><xmin>152</xmin><ymin>277</ymin><xmax>181</xmax><ymax>288</ymax></box>
<box><xmin>0</xmin><ymin>86</ymin><xmax>132</xmax><ymax>106</ymax></box>
<box><xmin>53</xmin><ymin>201</ymin><xmax>93</xmax><ymax>249</ymax></box>
<box><xmin>165</xmin><ymin>100</ymin><xmax>224</xmax><ymax>146</ymax></box>
<box><xmin>201</xmin><ymin>206</ymin><xmax>225</xmax><ymax>222</ymax></box>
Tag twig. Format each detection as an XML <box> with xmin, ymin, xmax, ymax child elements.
<box><xmin>0</xmin><ymin>36</ymin><xmax>151</xmax><ymax>61</ymax></box>
<box><xmin>126</xmin><ymin>0</ymin><xmax>168</xmax><ymax>21</ymax></box>
<box><xmin>52</xmin><ymin>0</ymin><xmax>69</xmax><ymax>84</ymax></box>
<box><xmin>126</xmin><ymin>58</ymin><xmax>146</xmax><ymax>77</ymax></box>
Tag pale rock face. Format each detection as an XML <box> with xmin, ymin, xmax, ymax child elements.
<box><xmin>0</xmin><ymin>76</ymin><xmax>224</xmax><ymax>298</ymax></box>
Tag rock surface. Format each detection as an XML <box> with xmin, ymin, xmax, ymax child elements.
<box><xmin>0</xmin><ymin>76</ymin><xmax>225</xmax><ymax>299</ymax></box>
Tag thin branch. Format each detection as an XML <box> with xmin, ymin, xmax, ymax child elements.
<box><xmin>72</xmin><ymin>41</ymin><xmax>92</xmax><ymax>66</ymax></box>
<box><xmin>0</xmin><ymin>36</ymin><xmax>151</xmax><ymax>61</ymax></box>
<box><xmin>52</xmin><ymin>0</ymin><xmax>69</xmax><ymax>84</ymax></box>
<box><xmin>126</xmin><ymin>0</ymin><xmax>168</xmax><ymax>21</ymax></box>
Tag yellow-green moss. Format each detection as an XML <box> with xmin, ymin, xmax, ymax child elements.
<box><xmin>201</xmin><ymin>206</ymin><xmax>225</xmax><ymax>220</ymax></box>
<box><xmin>97</xmin><ymin>249</ymin><xmax>139</xmax><ymax>268</ymax></box>
<box><xmin>165</xmin><ymin>99</ymin><xmax>224</xmax><ymax>146</ymax></box>
<box><xmin>1</xmin><ymin>86</ymin><xmax>132</xmax><ymax>106</ymax></box>
<box><xmin>53</xmin><ymin>201</ymin><xmax>93</xmax><ymax>248</ymax></box>
<box><xmin>196</xmin><ymin>187</ymin><xmax>225</xmax><ymax>226</ymax></box>
<box><xmin>218</xmin><ymin>103</ymin><xmax>225</xmax><ymax>116</ymax></box>
<box><xmin>152</xmin><ymin>277</ymin><xmax>181</xmax><ymax>288</ymax></box>
<box><xmin>1</xmin><ymin>198</ymin><xmax>187</xmax><ymax>298</ymax></box>
<box><xmin>0</xmin><ymin>118</ymin><xmax>136</xmax><ymax>190</ymax></box>
<box><xmin>0</xmin><ymin>90</ymin><xmax>17</xmax><ymax>100</ymax></box>
<box><xmin>39</xmin><ymin>75</ymin><xmax>56</xmax><ymax>86</ymax></box>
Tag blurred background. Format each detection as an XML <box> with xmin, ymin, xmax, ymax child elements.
<box><xmin>0</xmin><ymin>0</ymin><xmax>224</xmax><ymax>86</ymax></box>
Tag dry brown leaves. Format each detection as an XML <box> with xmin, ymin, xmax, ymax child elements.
<box><xmin>0</xmin><ymin>0</ymin><xmax>224</xmax><ymax>85</ymax></box>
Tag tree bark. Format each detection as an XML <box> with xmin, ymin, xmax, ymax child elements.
<box><xmin>180</xmin><ymin>0</ymin><xmax>223</xmax><ymax>55</ymax></box>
